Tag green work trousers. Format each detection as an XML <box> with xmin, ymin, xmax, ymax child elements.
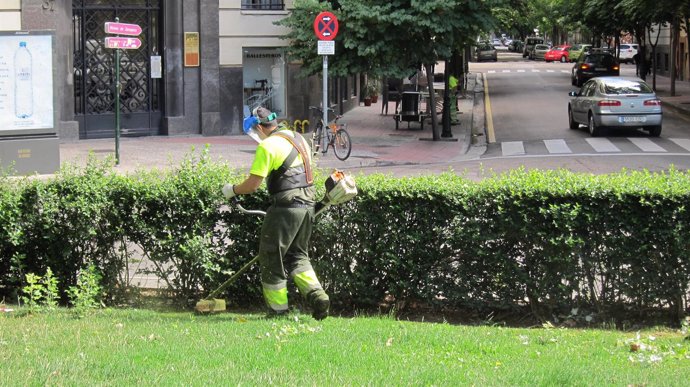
<box><xmin>258</xmin><ymin>204</ymin><xmax>323</xmax><ymax>312</ymax></box>
<box><xmin>450</xmin><ymin>93</ymin><xmax>459</xmax><ymax>124</ymax></box>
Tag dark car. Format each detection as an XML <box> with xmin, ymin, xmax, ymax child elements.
<box><xmin>571</xmin><ymin>52</ymin><xmax>619</xmax><ymax>87</ymax></box>
<box><xmin>475</xmin><ymin>43</ymin><xmax>497</xmax><ymax>62</ymax></box>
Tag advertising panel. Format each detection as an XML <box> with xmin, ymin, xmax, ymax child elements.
<box><xmin>0</xmin><ymin>33</ymin><xmax>54</xmax><ymax>132</ymax></box>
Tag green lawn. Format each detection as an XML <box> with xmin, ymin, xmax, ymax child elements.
<box><xmin>1</xmin><ymin>308</ymin><xmax>688</xmax><ymax>386</ymax></box>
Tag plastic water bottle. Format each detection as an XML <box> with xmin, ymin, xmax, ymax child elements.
<box><xmin>14</xmin><ymin>41</ymin><xmax>33</xmax><ymax>119</ymax></box>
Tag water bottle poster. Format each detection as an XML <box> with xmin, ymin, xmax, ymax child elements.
<box><xmin>0</xmin><ymin>34</ymin><xmax>54</xmax><ymax>131</ymax></box>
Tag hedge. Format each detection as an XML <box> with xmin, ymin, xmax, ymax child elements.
<box><xmin>1</xmin><ymin>151</ymin><xmax>688</xmax><ymax>320</ymax></box>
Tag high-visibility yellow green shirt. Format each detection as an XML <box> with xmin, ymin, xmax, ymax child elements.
<box><xmin>449</xmin><ymin>75</ymin><xmax>459</xmax><ymax>90</ymax></box>
<box><xmin>249</xmin><ymin>127</ymin><xmax>306</xmax><ymax>178</ymax></box>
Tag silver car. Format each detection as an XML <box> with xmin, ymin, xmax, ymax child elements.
<box><xmin>530</xmin><ymin>44</ymin><xmax>550</xmax><ymax>60</ymax></box>
<box><xmin>568</xmin><ymin>76</ymin><xmax>662</xmax><ymax>137</ymax></box>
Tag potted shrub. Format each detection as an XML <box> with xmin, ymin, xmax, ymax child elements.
<box><xmin>363</xmin><ymin>84</ymin><xmax>376</xmax><ymax>106</ymax></box>
<box><xmin>368</xmin><ymin>79</ymin><xmax>380</xmax><ymax>103</ymax></box>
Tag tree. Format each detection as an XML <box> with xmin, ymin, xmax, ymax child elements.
<box><xmin>277</xmin><ymin>0</ymin><xmax>497</xmax><ymax>140</ymax></box>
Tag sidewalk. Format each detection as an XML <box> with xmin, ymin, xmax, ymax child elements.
<box><xmin>60</xmin><ymin>75</ymin><xmax>480</xmax><ymax>175</ymax></box>
<box><xmin>647</xmin><ymin>74</ymin><xmax>690</xmax><ymax>119</ymax></box>
<box><xmin>59</xmin><ymin>72</ymin><xmax>690</xmax><ymax>175</ymax></box>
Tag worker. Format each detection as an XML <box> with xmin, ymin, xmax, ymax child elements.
<box><xmin>448</xmin><ymin>74</ymin><xmax>460</xmax><ymax>125</ymax></box>
<box><xmin>222</xmin><ymin>106</ymin><xmax>330</xmax><ymax>320</ymax></box>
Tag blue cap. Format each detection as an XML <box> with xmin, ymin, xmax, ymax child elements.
<box><xmin>19</xmin><ymin>41</ymin><xmax>26</xmax><ymax>47</ymax></box>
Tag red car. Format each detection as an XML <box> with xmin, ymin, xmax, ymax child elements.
<box><xmin>544</xmin><ymin>45</ymin><xmax>571</xmax><ymax>63</ymax></box>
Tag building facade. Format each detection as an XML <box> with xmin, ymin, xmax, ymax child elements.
<box><xmin>1</xmin><ymin>0</ymin><xmax>360</xmax><ymax>141</ymax></box>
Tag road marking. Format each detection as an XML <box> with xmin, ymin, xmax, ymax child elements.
<box><xmin>531</xmin><ymin>69</ymin><xmax>540</xmax><ymax>72</ymax></box>
<box><xmin>669</xmin><ymin>138</ymin><xmax>690</xmax><ymax>151</ymax></box>
<box><xmin>502</xmin><ymin>141</ymin><xmax>525</xmax><ymax>156</ymax></box>
<box><xmin>546</xmin><ymin>70</ymin><xmax>554</xmax><ymax>73</ymax></box>
<box><xmin>544</xmin><ymin>139</ymin><xmax>572</xmax><ymax>154</ymax></box>
<box><xmin>517</xmin><ymin>69</ymin><xmax>525</xmax><ymax>72</ymax></box>
<box><xmin>561</xmin><ymin>70</ymin><xmax>569</xmax><ymax>73</ymax></box>
<box><xmin>502</xmin><ymin>69</ymin><xmax>511</xmax><ymax>73</ymax></box>
<box><xmin>483</xmin><ymin>73</ymin><xmax>496</xmax><ymax>143</ymax></box>
<box><xmin>585</xmin><ymin>138</ymin><xmax>621</xmax><ymax>152</ymax></box>
<box><xmin>628</xmin><ymin>137</ymin><xmax>666</xmax><ymax>152</ymax></box>
<box><xmin>488</xmin><ymin>70</ymin><xmax>496</xmax><ymax>73</ymax></box>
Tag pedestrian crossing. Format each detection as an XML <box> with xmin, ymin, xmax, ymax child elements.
<box><xmin>486</xmin><ymin>137</ymin><xmax>690</xmax><ymax>158</ymax></box>
<box><xmin>487</xmin><ymin>69</ymin><xmax>570</xmax><ymax>74</ymax></box>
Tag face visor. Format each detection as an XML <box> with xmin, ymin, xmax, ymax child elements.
<box><xmin>242</xmin><ymin>109</ymin><xmax>277</xmax><ymax>143</ymax></box>
<box><xmin>242</xmin><ymin>115</ymin><xmax>262</xmax><ymax>143</ymax></box>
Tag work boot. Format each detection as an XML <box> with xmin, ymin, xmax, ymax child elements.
<box><xmin>308</xmin><ymin>289</ymin><xmax>330</xmax><ymax>321</ymax></box>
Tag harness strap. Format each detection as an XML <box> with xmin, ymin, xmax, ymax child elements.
<box><xmin>272</xmin><ymin>132</ymin><xmax>314</xmax><ymax>184</ymax></box>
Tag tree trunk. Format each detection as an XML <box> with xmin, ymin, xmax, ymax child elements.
<box><xmin>425</xmin><ymin>63</ymin><xmax>440</xmax><ymax>141</ymax></box>
<box><xmin>441</xmin><ymin>60</ymin><xmax>451</xmax><ymax>135</ymax></box>
<box><xmin>670</xmin><ymin>17</ymin><xmax>679</xmax><ymax>96</ymax></box>
<box><xmin>648</xmin><ymin>26</ymin><xmax>662</xmax><ymax>90</ymax></box>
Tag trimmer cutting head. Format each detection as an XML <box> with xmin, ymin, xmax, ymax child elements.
<box><xmin>194</xmin><ymin>298</ymin><xmax>227</xmax><ymax>313</ymax></box>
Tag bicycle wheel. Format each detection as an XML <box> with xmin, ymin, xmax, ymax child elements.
<box><xmin>311</xmin><ymin>122</ymin><xmax>322</xmax><ymax>155</ymax></box>
<box><xmin>333</xmin><ymin>129</ymin><xmax>352</xmax><ymax>160</ymax></box>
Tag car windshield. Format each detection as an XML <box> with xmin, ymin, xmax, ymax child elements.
<box><xmin>479</xmin><ymin>45</ymin><xmax>494</xmax><ymax>50</ymax></box>
<box><xmin>602</xmin><ymin>79</ymin><xmax>653</xmax><ymax>95</ymax></box>
<box><xmin>586</xmin><ymin>54</ymin><xmax>615</xmax><ymax>66</ymax></box>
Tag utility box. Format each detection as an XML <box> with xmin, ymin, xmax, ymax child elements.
<box><xmin>0</xmin><ymin>31</ymin><xmax>59</xmax><ymax>175</ymax></box>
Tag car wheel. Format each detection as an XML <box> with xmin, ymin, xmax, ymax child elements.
<box><xmin>560</xmin><ymin>56</ymin><xmax>567</xmax><ymax>63</ymax></box>
<box><xmin>646</xmin><ymin>125</ymin><xmax>662</xmax><ymax>137</ymax></box>
<box><xmin>588</xmin><ymin>113</ymin><xmax>602</xmax><ymax>137</ymax></box>
<box><xmin>568</xmin><ymin>106</ymin><xmax>579</xmax><ymax>129</ymax></box>
<box><xmin>576</xmin><ymin>76</ymin><xmax>583</xmax><ymax>87</ymax></box>
<box><xmin>571</xmin><ymin>75</ymin><xmax>576</xmax><ymax>86</ymax></box>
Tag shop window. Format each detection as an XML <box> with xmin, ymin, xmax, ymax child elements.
<box><xmin>241</xmin><ymin>0</ymin><xmax>285</xmax><ymax>10</ymax></box>
<box><xmin>243</xmin><ymin>48</ymin><xmax>286</xmax><ymax>117</ymax></box>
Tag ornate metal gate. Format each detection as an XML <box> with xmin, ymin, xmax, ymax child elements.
<box><xmin>73</xmin><ymin>0</ymin><xmax>162</xmax><ymax>139</ymax></box>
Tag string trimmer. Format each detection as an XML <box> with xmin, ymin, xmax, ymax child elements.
<box><xmin>194</xmin><ymin>170</ymin><xmax>357</xmax><ymax>313</ymax></box>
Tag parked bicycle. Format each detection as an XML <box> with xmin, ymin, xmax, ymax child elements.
<box><xmin>308</xmin><ymin>106</ymin><xmax>352</xmax><ymax>161</ymax></box>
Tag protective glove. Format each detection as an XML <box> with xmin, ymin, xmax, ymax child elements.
<box><xmin>222</xmin><ymin>183</ymin><xmax>236</xmax><ymax>200</ymax></box>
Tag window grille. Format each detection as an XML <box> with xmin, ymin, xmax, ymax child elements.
<box><xmin>241</xmin><ymin>0</ymin><xmax>285</xmax><ymax>10</ymax></box>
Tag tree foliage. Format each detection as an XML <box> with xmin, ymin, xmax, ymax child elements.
<box><xmin>276</xmin><ymin>0</ymin><xmax>497</xmax><ymax>79</ymax></box>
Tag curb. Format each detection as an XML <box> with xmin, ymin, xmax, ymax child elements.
<box><xmin>661</xmin><ymin>101</ymin><xmax>690</xmax><ymax>122</ymax></box>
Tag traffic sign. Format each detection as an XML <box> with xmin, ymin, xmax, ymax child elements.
<box><xmin>104</xmin><ymin>22</ymin><xmax>142</xmax><ymax>36</ymax></box>
<box><xmin>313</xmin><ymin>11</ymin><xmax>338</xmax><ymax>41</ymax></box>
<box><xmin>105</xmin><ymin>37</ymin><xmax>142</xmax><ymax>49</ymax></box>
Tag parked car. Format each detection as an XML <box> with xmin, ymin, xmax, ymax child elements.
<box><xmin>571</xmin><ymin>51</ymin><xmax>619</xmax><ymax>87</ymax></box>
<box><xmin>475</xmin><ymin>43</ymin><xmax>498</xmax><ymax>62</ymax></box>
<box><xmin>617</xmin><ymin>43</ymin><xmax>639</xmax><ymax>63</ymax></box>
<box><xmin>522</xmin><ymin>36</ymin><xmax>544</xmax><ymax>58</ymax></box>
<box><xmin>530</xmin><ymin>44</ymin><xmax>550</xmax><ymax>60</ymax></box>
<box><xmin>544</xmin><ymin>45</ymin><xmax>571</xmax><ymax>62</ymax></box>
<box><xmin>568</xmin><ymin>76</ymin><xmax>662</xmax><ymax>137</ymax></box>
<box><xmin>567</xmin><ymin>44</ymin><xmax>592</xmax><ymax>62</ymax></box>
<box><xmin>508</xmin><ymin>40</ymin><xmax>523</xmax><ymax>52</ymax></box>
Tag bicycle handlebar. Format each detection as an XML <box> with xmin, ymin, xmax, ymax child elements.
<box><xmin>309</xmin><ymin>106</ymin><xmax>336</xmax><ymax>113</ymax></box>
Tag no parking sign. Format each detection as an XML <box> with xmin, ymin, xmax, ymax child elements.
<box><xmin>313</xmin><ymin>11</ymin><xmax>338</xmax><ymax>41</ymax></box>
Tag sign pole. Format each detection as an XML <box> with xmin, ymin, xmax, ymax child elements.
<box><xmin>115</xmin><ymin>47</ymin><xmax>120</xmax><ymax>165</ymax></box>
<box><xmin>322</xmin><ymin>55</ymin><xmax>328</xmax><ymax>151</ymax></box>
<box><xmin>114</xmin><ymin>17</ymin><xmax>121</xmax><ymax>165</ymax></box>
<box><xmin>313</xmin><ymin>11</ymin><xmax>339</xmax><ymax>153</ymax></box>
<box><xmin>105</xmin><ymin>17</ymin><xmax>142</xmax><ymax>165</ymax></box>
